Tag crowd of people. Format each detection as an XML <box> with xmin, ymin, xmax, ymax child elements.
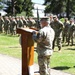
<box><xmin>32</xmin><ymin>15</ymin><xmax>75</xmax><ymax>75</ymax></box>
<box><xmin>0</xmin><ymin>15</ymin><xmax>75</xmax><ymax>47</ymax></box>
<box><xmin>49</xmin><ymin>14</ymin><xmax>75</xmax><ymax>51</ymax></box>
<box><xmin>0</xmin><ymin>14</ymin><xmax>75</xmax><ymax>75</ymax></box>
<box><xmin>0</xmin><ymin>16</ymin><xmax>36</xmax><ymax>35</ymax></box>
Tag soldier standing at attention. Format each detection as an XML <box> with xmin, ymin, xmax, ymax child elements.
<box><xmin>0</xmin><ymin>16</ymin><xmax>4</xmax><ymax>33</ymax></box>
<box><xmin>67</xmin><ymin>18</ymin><xmax>75</xmax><ymax>46</ymax></box>
<box><xmin>4</xmin><ymin>16</ymin><xmax>10</xmax><ymax>34</ymax></box>
<box><xmin>32</xmin><ymin>18</ymin><xmax>55</xmax><ymax>75</ymax></box>
<box><xmin>10</xmin><ymin>17</ymin><xmax>17</xmax><ymax>35</ymax></box>
<box><xmin>62</xmin><ymin>18</ymin><xmax>70</xmax><ymax>43</ymax></box>
<box><xmin>50</xmin><ymin>15</ymin><xmax>64</xmax><ymax>52</ymax></box>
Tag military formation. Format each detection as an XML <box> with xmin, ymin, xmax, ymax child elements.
<box><xmin>0</xmin><ymin>16</ymin><xmax>36</xmax><ymax>35</ymax></box>
<box><xmin>0</xmin><ymin>15</ymin><xmax>75</xmax><ymax>49</ymax></box>
<box><xmin>49</xmin><ymin>14</ymin><xmax>75</xmax><ymax>52</ymax></box>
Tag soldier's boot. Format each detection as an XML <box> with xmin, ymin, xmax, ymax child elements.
<box><xmin>71</xmin><ymin>40</ymin><xmax>73</xmax><ymax>46</ymax></box>
<box><xmin>58</xmin><ymin>46</ymin><xmax>61</xmax><ymax>52</ymax></box>
<box><xmin>67</xmin><ymin>39</ymin><xmax>70</xmax><ymax>46</ymax></box>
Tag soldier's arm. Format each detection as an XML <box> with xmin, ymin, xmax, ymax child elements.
<box><xmin>59</xmin><ymin>21</ymin><xmax>64</xmax><ymax>31</ymax></box>
<box><xmin>32</xmin><ymin>30</ymin><xmax>45</xmax><ymax>43</ymax></box>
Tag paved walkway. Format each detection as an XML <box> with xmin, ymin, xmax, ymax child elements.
<box><xmin>0</xmin><ymin>54</ymin><xmax>73</xmax><ymax>75</ymax></box>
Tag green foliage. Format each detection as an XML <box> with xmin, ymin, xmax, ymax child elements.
<box><xmin>14</xmin><ymin>0</ymin><xmax>23</xmax><ymax>13</ymax></box>
<box><xmin>60</xmin><ymin>18</ymin><xmax>65</xmax><ymax>23</ymax></box>
<box><xmin>3</xmin><ymin>0</ymin><xmax>24</xmax><ymax>15</ymax></box>
<box><xmin>0</xmin><ymin>5</ymin><xmax>3</xmax><ymax>10</ymax></box>
<box><xmin>3</xmin><ymin>0</ymin><xmax>33</xmax><ymax>16</ymax></box>
<box><xmin>44</xmin><ymin>0</ymin><xmax>75</xmax><ymax>18</ymax></box>
<box><xmin>0</xmin><ymin>0</ymin><xmax>4</xmax><ymax>10</ymax></box>
<box><xmin>44</xmin><ymin>0</ymin><xmax>66</xmax><ymax>14</ymax></box>
<box><xmin>22</xmin><ymin>0</ymin><xmax>33</xmax><ymax>17</ymax></box>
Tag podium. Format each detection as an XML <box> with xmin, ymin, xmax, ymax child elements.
<box><xmin>17</xmin><ymin>28</ymin><xmax>36</xmax><ymax>75</ymax></box>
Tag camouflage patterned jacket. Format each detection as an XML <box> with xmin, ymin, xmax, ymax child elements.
<box><xmin>33</xmin><ymin>25</ymin><xmax>55</xmax><ymax>56</ymax></box>
<box><xmin>50</xmin><ymin>20</ymin><xmax>64</xmax><ymax>37</ymax></box>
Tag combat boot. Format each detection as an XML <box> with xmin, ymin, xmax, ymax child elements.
<box><xmin>58</xmin><ymin>46</ymin><xmax>61</xmax><ymax>52</ymax></box>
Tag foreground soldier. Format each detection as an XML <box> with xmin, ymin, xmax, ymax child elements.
<box><xmin>50</xmin><ymin>15</ymin><xmax>64</xmax><ymax>52</ymax></box>
<box><xmin>32</xmin><ymin>18</ymin><xmax>55</xmax><ymax>75</ymax></box>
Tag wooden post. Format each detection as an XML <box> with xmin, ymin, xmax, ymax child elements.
<box><xmin>17</xmin><ymin>28</ymin><xmax>35</xmax><ymax>75</ymax></box>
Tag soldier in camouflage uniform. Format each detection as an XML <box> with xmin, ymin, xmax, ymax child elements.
<box><xmin>4</xmin><ymin>16</ymin><xmax>10</xmax><ymax>34</ymax></box>
<box><xmin>21</xmin><ymin>16</ymin><xmax>26</xmax><ymax>27</ymax></box>
<box><xmin>67</xmin><ymin>19</ymin><xmax>75</xmax><ymax>46</ymax></box>
<box><xmin>62</xmin><ymin>18</ymin><xmax>70</xmax><ymax>43</ymax></box>
<box><xmin>50</xmin><ymin>15</ymin><xmax>64</xmax><ymax>52</ymax></box>
<box><xmin>0</xmin><ymin>16</ymin><xmax>4</xmax><ymax>33</ymax></box>
<box><xmin>10</xmin><ymin>17</ymin><xmax>17</xmax><ymax>35</ymax></box>
<box><xmin>16</xmin><ymin>16</ymin><xmax>23</xmax><ymax>28</ymax></box>
<box><xmin>32</xmin><ymin>18</ymin><xmax>55</xmax><ymax>75</ymax></box>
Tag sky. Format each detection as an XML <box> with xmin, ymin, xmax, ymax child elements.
<box><xmin>31</xmin><ymin>0</ymin><xmax>45</xmax><ymax>17</ymax></box>
<box><xmin>32</xmin><ymin>0</ymin><xmax>44</xmax><ymax>4</ymax></box>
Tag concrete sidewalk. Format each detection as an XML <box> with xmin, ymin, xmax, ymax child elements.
<box><xmin>0</xmin><ymin>54</ymin><xmax>73</xmax><ymax>75</ymax></box>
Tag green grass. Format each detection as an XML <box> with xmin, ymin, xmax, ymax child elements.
<box><xmin>0</xmin><ymin>33</ymin><xmax>21</xmax><ymax>58</ymax></box>
<box><xmin>51</xmin><ymin>46</ymin><xmax>75</xmax><ymax>75</ymax></box>
<box><xmin>0</xmin><ymin>33</ymin><xmax>75</xmax><ymax>75</ymax></box>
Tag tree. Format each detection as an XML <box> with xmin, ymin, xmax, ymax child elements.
<box><xmin>44</xmin><ymin>0</ymin><xmax>66</xmax><ymax>16</ymax></box>
<box><xmin>4</xmin><ymin>0</ymin><xmax>24</xmax><ymax>16</ymax></box>
<box><xmin>22</xmin><ymin>0</ymin><xmax>33</xmax><ymax>17</ymax></box>
<box><xmin>0</xmin><ymin>0</ymin><xmax>4</xmax><ymax>10</ymax></box>
<box><xmin>3</xmin><ymin>0</ymin><xmax>33</xmax><ymax>16</ymax></box>
<box><xmin>44</xmin><ymin>0</ymin><xmax>75</xmax><ymax>18</ymax></box>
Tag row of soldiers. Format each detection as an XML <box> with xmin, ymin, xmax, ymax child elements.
<box><xmin>49</xmin><ymin>14</ymin><xmax>75</xmax><ymax>52</ymax></box>
<box><xmin>62</xmin><ymin>18</ymin><xmax>75</xmax><ymax>46</ymax></box>
<box><xmin>0</xmin><ymin>16</ymin><xmax>36</xmax><ymax>35</ymax></box>
<box><xmin>0</xmin><ymin>15</ymin><xmax>75</xmax><ymax>50</ymax></box>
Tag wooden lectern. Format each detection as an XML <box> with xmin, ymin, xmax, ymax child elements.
<box><xmin>17</xmin><ymin>28</ymin><xmax>36</xmax><ymax>75</ymax></box>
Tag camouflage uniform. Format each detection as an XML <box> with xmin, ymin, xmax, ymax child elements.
<box><xmin>10</xmin><ymin>17</ymin><xmax>17</xmax><ymax>35</ymax></box>
<box><xmin>4</xmin><ymin>16</ymin><xmax>10</xmax><ymax>34</ymax></box>
<box><xmin>21</xmin><ymin>16</ymin><xmax>26</xmax><ymax>27</ymax></box>
<box><xmin>67</xmin><ymin>19</ymin><xmax>75</xmax><ymax>45</ymax></box>
<box><xmin>62</xmin><ymin>18</ymin><xmax>70</xmax><ymax>43</ymax></box>
<box><xmin>0</xmin><ymin>16</ymin><xmax>4</xmax><ymax>33</ymax></box>
<box><xmin>33</xmin><ymin>24</ymin><xmax>55</xmax><ymax>75</ymax></box>
<box><xmin>50</xmin><ymin>16</ymin><xmax>64</xmax><ymax>51</ymax></box>
<box><xmin>16</xmin><ymin>17</ymin><xmax>23</xmax><ymax>28</ymax></box>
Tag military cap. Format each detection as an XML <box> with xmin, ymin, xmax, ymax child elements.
<box><xmin>53</xmin><ymin>15</ymin><xmax>57</xmax><ymax>18</ymax></box>
<box><xmin>48</xmin><ymin>13</ymin><xmax>53</xmax><ymax>17</ymax></box>
<box><xmin>70</xmin><ymin>18</ymin><xmax>74</xmax><ymax>21</ymax></box>
<box><xmin>40</xmin><ymin>17</ymin><xmax>49</xmax><ymax>22</ymax></box>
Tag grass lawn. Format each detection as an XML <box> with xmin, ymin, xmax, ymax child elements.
<box><xmin>0</xmin><ymin>33</ymin><xmax>75</xmax><ymax>75</ymax></box>
<box><xmin>0</xmin><ymin>33</ymin><xmax>21</xmax><ymax>59</ymax></box>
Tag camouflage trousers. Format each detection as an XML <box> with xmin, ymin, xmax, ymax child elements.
<box><xmin>38</xmin><ymin>55</ymin><xmax>51</xmax><ymax>75</ymax></box>
<box><xmin>67</xmin><ymin>32</ymin><xmax>74</xmax><ymax>45</ymax></box>
<box><xmin>52</xmin><ymin>36</ymin><xmax>62</xmax><ymax>50</ymax></box>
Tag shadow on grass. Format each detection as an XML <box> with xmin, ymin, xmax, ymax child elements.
<box><xmin>0</xmin><ymin>33</ymin><xmax>19</xmax><ymax>37</ymax></box>
<box><xmin>52</xmin><ymin>66</ymin><xmax>70</xmax><ymax>70</ymax></box>
<box><xmin>66</xmin><ymin>48</ymin><xmax>75</xmax><ymax>51</ymax></box>
<box><xmin>73</xmin><ymin>66</ymin><xmax>75</xmax><ymax>68</ymax></box>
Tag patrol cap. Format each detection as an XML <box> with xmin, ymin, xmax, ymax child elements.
<box><xmin>53</xmin><ymin>15</ymin><xmax>57</xmax><ymax>18</ymax></box>
<box><xmin>40</xmin><ymin>17</ymin><xmax>49</xmax><ymax>22</ymax></box>
<box><xmin>48</xmin><ymin>13</ymin><xmax>53</xmax><ymax>17</ymax></box>
<box><xmin>70</xmin><ymin>18</ymin><xmax>74</xmax><ymax>21</ymax></box>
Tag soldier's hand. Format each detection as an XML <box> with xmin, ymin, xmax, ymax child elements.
<box><xmin>32</xmin><ymin>31</ymin><xmax>38</xmax><ymax>41</ymax></box>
